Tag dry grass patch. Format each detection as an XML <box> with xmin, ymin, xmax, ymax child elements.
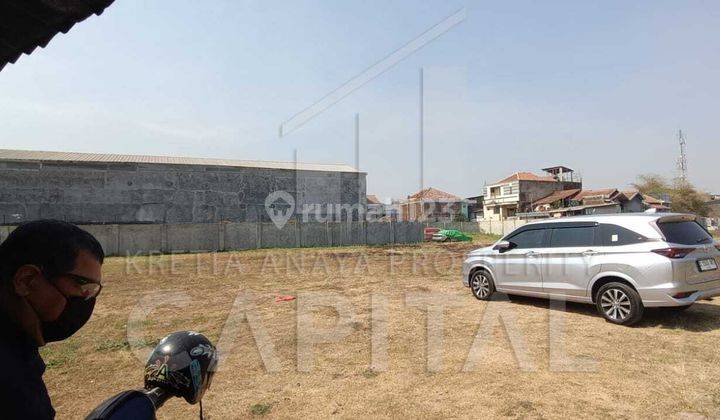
<box><xmin>41</xmin><ymin>242</ymin><xmax>720</xmax><ymax>419</ymax></box>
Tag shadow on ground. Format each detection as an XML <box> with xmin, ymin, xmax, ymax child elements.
<box><xmin>499</xmin><ymin>294</ymin><xmax>720</xmax><ymax>332</ymax></box>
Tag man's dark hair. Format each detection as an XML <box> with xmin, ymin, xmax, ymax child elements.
<box><xmin>0</xmin><ymin>219</ymin><xmax>104</xmax><ymax>282</ymax></box>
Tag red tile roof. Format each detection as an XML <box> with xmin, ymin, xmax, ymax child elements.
<box><xmin>407</xmin><ymin>187</ymin><xmax>463</xmax><ymax>202</ymax></box>
<box><xmin>494</xmin><ymin>172</ymin><xmax>557</xmax><ymax>184</ymax></box>
<box><xmin>642</xmin><ymin>194</ymin><xmax>666</xmax><ymax>205</ymax></box>
<box><xmin>366</xmin><ymin>195</ymin><xmax>382</xmax><ymax>205</ymax></box>
<box><xmin>620</xmin><ymin>190</ymin><xmax>641</xmax><ymax>200</ymax></box>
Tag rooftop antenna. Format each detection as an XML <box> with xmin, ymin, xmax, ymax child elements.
<box><xmin>677</xmin><ymin>129</ymin><xmax>688</xmax><ymax>182</ymax></box>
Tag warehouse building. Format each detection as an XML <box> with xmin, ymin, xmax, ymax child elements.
<box><xmin>0</xmin><ymin>149</ymin><xmax>366</xmax><ymax>224</ymax></box>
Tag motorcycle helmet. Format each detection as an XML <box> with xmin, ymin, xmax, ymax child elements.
<box><xmin>144</xmin><ymin>331</ymin><xmax>219</xmax><ymax>404</ymax></box>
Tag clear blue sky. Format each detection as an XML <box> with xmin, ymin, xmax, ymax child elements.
<box><xmin>1</xmin><ymin>0</ymin><xmax>718</xmax><ymax>201</ymax></box>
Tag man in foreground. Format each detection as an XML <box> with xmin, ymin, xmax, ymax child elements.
<box><xmin>0</xmin><ymin>220</ymin><xmax>104</xmax><ymax>419</ymax></box>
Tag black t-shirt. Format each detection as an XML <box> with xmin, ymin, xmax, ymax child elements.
<box><xmin>0</xmin><ymin>312</ymin><xmax>55</xmax><ymax>420</ymax></box>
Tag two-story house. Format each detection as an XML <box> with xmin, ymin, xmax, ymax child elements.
<box><xmin>482</xmin><ymin>166</ymin><xmax>582</xmax><ymax>220</ymax></box>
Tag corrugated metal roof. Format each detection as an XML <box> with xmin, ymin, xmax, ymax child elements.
<box><xmin>541</xmin><ymin>166</ymin><xmax>574</xmax><ymax>174</ymax></box>
<box><xmin>0</xmin><ymin>0</ymin><xmax>115</xmax><ymax>72</ymax></box>
<box><xmin>547</xmin><ymin>202</ymin><xmax>619</xmax><ymax>213</ymax></box>
<box><xmin>0</xmin><ymin>148</ymin><xmax>362</xmax><ymax>173</ymax></box>
<box><xmin>574</xmin><ymin>188</ymin><xmax>619</xmax><ymax>200</ymax></box>
<box><xmin>533</xmin><ymin>189</ymin><xmax>582</xmax><ymax>206</ymax></box>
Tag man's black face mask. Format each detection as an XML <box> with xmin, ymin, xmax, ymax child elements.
<box><xmin>41</xmin><ymin>297</ymin><xmax>96</xmax><ymax>343</ymax></box>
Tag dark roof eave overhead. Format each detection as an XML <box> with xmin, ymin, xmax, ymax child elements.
<box><xmin>0</xmin><ymin>0</ymin><xmax>115</xmax><ymax>72</ymax></box>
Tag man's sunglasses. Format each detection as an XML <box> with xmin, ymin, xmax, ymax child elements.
<box><xmin>56</xmin><ymin>273</ymin><xmax>102</xmax><ymax>300</ymax></box>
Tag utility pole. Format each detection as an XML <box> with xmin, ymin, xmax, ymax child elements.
<box><xmin>419</xmin><ymin>67</ymin><xmax>424</xmax><ymax>191</ymax></box>
<box><xmin>355</xmin><ymin>113</ymin><xmax>362</xmax><ymax>221</ymax></box>
<box><xmin>677</xmin><ymin>129</ymin><xmax>688</xmax><ymax>182</ymax></box>
<box><xmin>355</xmin><ymin>113</ymin><xmax>360</xmax><ymax>171</ymax></box>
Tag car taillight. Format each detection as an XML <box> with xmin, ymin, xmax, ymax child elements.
<box><xmin>652</xmin><ymin>248</ymin><xmax>695</xmax><ymax>259</ymax></box>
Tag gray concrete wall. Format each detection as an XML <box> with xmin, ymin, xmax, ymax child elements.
<box><xmin>166</xmin><ymin>223</ymin><xmax>221</xmax><ymax>252</ymax></box>
<box><xmin>394</xmin><ymin>222</ymin><xmax>424</xmax><ymax>243</ymax></box>
<box><xmin>118</xmin><ymin>224</ymin><xmax>164</xmax><ymax>254</ymax></box>
<box><xmin>366</xmin><ymin>221</ymin><xmax>393</xmax><ymax>245</ymax></box>
<box><xmin>80</xmin><ymin>224</ymin><xmax>119</xmax><ymax>256</ymax></box>
<box><xmin>223</xmin><ymin>223</ymin><xmax>259</xmax><ymax>250</ymax></box>
<box><xmin>0</xmin><ymin>160</ymin><xmax>366</xmax><ymax>224</ymax></box>
<box><xmin>259</xmin><ymin>223</ymin><xmax>298</xmax><ymax>249</ymax></box>
<box><xmin>51</xmin><ymin>221</ymin><xmax>422</xmax><ymax>256</ymax></box>
<box><xmin>299</xmin><ymin>222</ymin><xmax>330</xmax><ymax>247</ymax></box>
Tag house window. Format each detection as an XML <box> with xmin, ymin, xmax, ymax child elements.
<box><xmin>501</xmin><ymin>183</ymin><xmax>518</xmax><ymax>196</ymax></box>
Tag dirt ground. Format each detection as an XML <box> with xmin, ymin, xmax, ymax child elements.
<box><xmin>41</xmin><ymin>239</ymin><xmax>720</xmax><ymax>419</ymax></box>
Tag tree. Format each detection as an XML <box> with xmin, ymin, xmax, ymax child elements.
<box><xmin>632</xmin><ymin>174</ymin><xmax>671</xmax><ymax>199</ymax></box>
<box><xmin>453</xmin><ymin>212</ymin><xmax>469</xmax><ymax>222</ymax></box>
<box><xmin>670</xmin><ymin>178</ymin><xmax>710</xmax><ymax>216</ymax></box>
<box><xmin>633</xmin><ymin>174</ymin><xmax>710</xmax><ymax>216</ymax></box>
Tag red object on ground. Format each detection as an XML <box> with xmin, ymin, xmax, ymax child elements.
<box><xmin>275</xmin><ymin>295</ymin><xmax>296</xmax><ymax>302</ymax></box>
<box><xmin>424</xmin><ymin>227</ymin><xmax>440</xmax><ymax>241</ymax></box>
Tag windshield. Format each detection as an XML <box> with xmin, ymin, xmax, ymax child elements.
<box><xmin>657</xmin><ymin>221</ymin><xmax>713</xmax><ymax>245</ymax></box>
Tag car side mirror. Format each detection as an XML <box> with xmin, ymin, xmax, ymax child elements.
<box><xmin>493</xmin><ymin>240</ymin><xmax>511</xmax><ymax>252</ymax></box>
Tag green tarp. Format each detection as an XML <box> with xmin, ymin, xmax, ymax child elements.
<box><xmin>437</xmin><ymin>229</ymin><xmax>472</xmax><ymax>242</ymax></box>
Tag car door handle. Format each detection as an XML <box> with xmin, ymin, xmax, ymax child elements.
<box><xmin>524</xmin><ymin>251</ymin><xmax>537</xmax><ymax>257</ymax></box>
<box><xmin>582</xmin><ymin>250</ymin><xmax>597</xmax><ymax>256</ymax></box>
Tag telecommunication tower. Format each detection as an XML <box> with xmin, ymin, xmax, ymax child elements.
<box><xmin>677</xmin><ymin>130</ymin><xmax>688</xmax><ymax>182</ymax></box>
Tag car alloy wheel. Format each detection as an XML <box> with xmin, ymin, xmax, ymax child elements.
<box><xmin>471</xmin><ymin>271</ymin><xmax>493</xmax><ymax>300</ymax></box>
<box><xmin>600</xmin><ymin>288</ymin><xmax>632</xmax><ymax>321</ymax></box>
<box><xmin>595</xmin><ymin>282</ymin><xmax>644</xmax><ymax>326</ymax></box>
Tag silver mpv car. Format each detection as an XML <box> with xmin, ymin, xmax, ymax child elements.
<box><xmin>462</xmin><ymin>213</ymin><xmax>720</xmax><ymax>325</ymax></box>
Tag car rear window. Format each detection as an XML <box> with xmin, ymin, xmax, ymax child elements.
<box><xmin>598</xmin><ymin>224</ymin><xmax>647</xmax><ymax>246</ymax></box>
<box><xmin>657</xmin><ymin>221</ymin><xmax>713</xmax><ymax>245</ymax></box>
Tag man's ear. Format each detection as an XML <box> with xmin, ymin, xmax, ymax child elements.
<box><xmin>14</xmin><ymin>265</ymin><xmax>67</xmax><ymax>323</ymax></box>
<box><xmin>13</xmin><ymin>265</ymin><xmax>43</xmax><ymax>297</ymax></box>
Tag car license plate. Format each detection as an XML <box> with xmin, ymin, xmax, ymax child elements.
<box><xmin>697</xmin><ymin>258</ymin><xmax>718</xmax><ymax>272</ymax></box>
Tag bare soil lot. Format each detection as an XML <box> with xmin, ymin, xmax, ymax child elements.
<box><xmin>42</xmin><ymin>241</ymin><xmax>720</xmax><ymax>419</ymax></box>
